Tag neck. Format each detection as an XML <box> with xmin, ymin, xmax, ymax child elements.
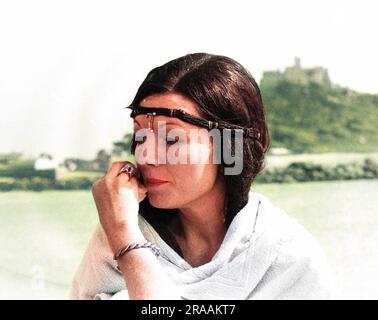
<box><xmin>173</xmin><ymin>176</ymin><xmax>227</xmax><ymax>250</ymax></box>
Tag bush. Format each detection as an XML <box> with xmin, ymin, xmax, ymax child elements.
<box><xmin>55</xmin><ymin>177</ymin><xmax>95</xmax><ymax>190</ymax></box>
<box><xmin>0</xmin><ymin>177</ymin><xmax>54</xmax><ymax>192</ymax></box>
<box><xmin>0</xmin><ymin>158</ymin><xmax>377</xmax><ymax>190</ymax></box>
<box><xmin>0</xmin><ymin>177</ymin><xmax>14</xmax><ymax>191</ymax></box>
<box><xmin>257</xmin><ymin>158</ymin><xmax>378</xmax><ymax>184</ymax></box>
<box><xmin>363</xmin><ymin>159</ymin><xmax>378</xmax><ymax>178</ymax></box>
<box><xmin>0</xmin><ymin>176</ymin><xmax>96</xmax><ymax>191</ymax></box>
<box><xmin>0</xmin><ymin>160</ymin><xmax>56</xmax><ymax>180</ymax></box>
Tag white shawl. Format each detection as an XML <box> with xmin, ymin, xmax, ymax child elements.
<box><xmin>68</xmin><ymin>192</ymin><xmax>335</xmax><ymax>300</ymax></box>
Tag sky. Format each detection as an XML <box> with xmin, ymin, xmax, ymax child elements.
<box><xmin>0</xmin><ymin>0</ymin><xmax>377</xmax><ymax>161</ymax></box>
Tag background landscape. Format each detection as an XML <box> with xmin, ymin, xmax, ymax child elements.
<box><xmin>0</xmin><ymin>0</ymin><xmax>377</xmax><ymax>300</ymax></box>
<box><xmin>1</xmin><ymin>59</ymin><xmax>377</xmax><ymax>299</ymax></box>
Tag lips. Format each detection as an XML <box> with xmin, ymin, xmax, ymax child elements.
<box><xmin>145</xmin><ymin>178</ymin><xmax>168</xmax><ymax>186</ymax></box>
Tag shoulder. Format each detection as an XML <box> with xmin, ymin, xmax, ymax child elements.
<box><xmin>252</xmin><ymin>192</ymin><xmax>322</xmax><ymax>251</ymax></box>
<box><xmin>249</xmin><ymin>192</ymin><xmax>336</xmax><ymax>299</ymax></box>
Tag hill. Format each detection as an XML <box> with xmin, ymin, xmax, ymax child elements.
<box><xmin>260</xmin><ymin>58</ymin><xmax>378</xmax><ymax>153</ymax></box>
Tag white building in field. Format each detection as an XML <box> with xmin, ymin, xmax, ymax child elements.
<box><xmin>270</xmin><ymin>147</ymin><xmax>290</xmax><ymax>155</ymax></box>
<box><xmin>33</xmin><ymin>153</ymin><xmax>58</xmax><ymax>170</ymax></box>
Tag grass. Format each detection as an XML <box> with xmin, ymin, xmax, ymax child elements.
<box><xmin>0</xmin><ymin>190</ymin><xmax>98</xmax><ymax>299</ymax></box>
<box><xmin>0</xmin><ymin>179</ymin><xmax>377</xmax><ymax>299</ymax></box>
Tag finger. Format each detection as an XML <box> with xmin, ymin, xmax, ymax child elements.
<box><xmin>116</xmin><ymin>167</ymin><xmax>143</xmax><ymax>189</ymax></box>
<box><xmin>119</xmin><ymin>166</ymin><xmax>142</xmax><ymax>183</ymax></box>
<box><xmin>138</xmin><ymin>190</ymin><xmax>147</xmax><ymax>203</ymax></box>
<box><xmin>116</xmin><ymin>170</ymin><xmax>147</xmax><ymax>202</ymax></box>
<box><xmin>107</xmin><ymin>161</ymin><xmax>136</xmax><ymax>178</ymax></box>
<box><xmin>131</xmin><ymin>166</ymin><xmax>142</xmax><ymax>180</ymax></box>
<box><xmin>107</xmin><ymin>161</ymin><xmax>125</xmax><ymax>175</ymax></box>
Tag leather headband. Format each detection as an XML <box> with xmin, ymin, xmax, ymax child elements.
<box><xmin>126</xmin><ymin>105</ymin><xmax>261</xmax><ymax>140</ymax></box>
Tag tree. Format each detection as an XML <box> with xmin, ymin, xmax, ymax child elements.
<box><xmin>112</xmin><ymin>132</ymin><xmax>134</xmax><ymax>157</ymax></box>
<box><xmin>95</xmin><ymin>149</ymin><xmax>111</xmax><ymax>172</ymax></box>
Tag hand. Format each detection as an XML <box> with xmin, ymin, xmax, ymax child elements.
<box><xmin>91</xmin><ymin>161</ymin><xmax>148</xmax><ymax>252</ymax></box>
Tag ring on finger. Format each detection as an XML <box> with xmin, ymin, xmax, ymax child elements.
<box><xmin>117</xmin><ymin>162</ymin><xmax>138</xmax><ymax>180</ymax></box>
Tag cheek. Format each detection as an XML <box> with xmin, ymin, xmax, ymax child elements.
<box><xmin>187</xmin><ymin>138</ymin><xmax>214</xmax><ymax>164</ymax></box>
<box><xmin>171</xmin><ymin>139</ymin><xmax>217</xmax><ymax>190</ymax></box>
<box><xmin>148</xmin><ymin>163</ymin><xmax>218</xmax><ymax>209</ymax></box>
<box><xmin>172</xmin><ymin>163</ymin><xmax>218</xmax><ymax>193</ymax></box>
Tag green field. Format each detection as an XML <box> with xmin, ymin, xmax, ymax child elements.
<box><xmin>0</xmin><ymin>179</ymin><xmax>377</xmax><ymax>299</ymax></box>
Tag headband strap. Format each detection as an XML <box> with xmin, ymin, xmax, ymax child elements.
<box><xmin>126</xmin><ymin>105</ymin><xmax>261</xmax><ymax>140</ymax></box>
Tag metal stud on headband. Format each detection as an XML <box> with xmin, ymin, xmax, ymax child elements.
<box><xmin>126</xmin><ymin>105</ymin><xmax>261</xmax><ymax>140</ymax></box>
<box><xmin>146</xmin><ymin>112</ymin><xmax>156</xmax><ymax>132</ymax></box>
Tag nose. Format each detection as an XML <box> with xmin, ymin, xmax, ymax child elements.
<box><xmin>135</xmin><ymin>132</ymin><xmax>165</xmax><ymax>166</ymax></box>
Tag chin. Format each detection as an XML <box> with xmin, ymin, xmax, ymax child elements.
<box><xmin>147</xmin><ymin>192</ymin><xmax>176</xmax><ymax>209</ymax></box>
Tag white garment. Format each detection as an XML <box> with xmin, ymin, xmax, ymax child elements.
<box><xmin>68</xmin><ymin>192</ymin><xmax>336</xmax><ymax>300</ymax></box>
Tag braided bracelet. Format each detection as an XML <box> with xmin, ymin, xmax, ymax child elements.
<box><xmin>113</xmin><ymin>241</ymin><xmax>161</xmax><ymax>261</ymax></box>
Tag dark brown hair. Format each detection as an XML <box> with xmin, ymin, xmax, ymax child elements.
<box><xmin>129</xmin><ymin>53</ymin><xmax>270</xmax><ymax>257</ymax></box>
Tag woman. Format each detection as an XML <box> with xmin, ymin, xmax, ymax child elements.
<box><xmin>69</xmin><ymin>53</ymin><xmax>335</xmax><ymax>300</ymax></box>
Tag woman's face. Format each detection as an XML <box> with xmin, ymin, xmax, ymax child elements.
<box><xmin>133</xmin><ymin>92</ymin><xmax>223</xmax><ymax>209</ymax></box>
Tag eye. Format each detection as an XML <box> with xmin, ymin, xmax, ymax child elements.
<box><xmin>166</xmin><ymin>136</ymin><xmax>180</xmax><ymax>145</ymax></box>
<box><xmin>135</xmin><ymin>135</ymin><xmax>147</xmax><ymax>145</ymax></box>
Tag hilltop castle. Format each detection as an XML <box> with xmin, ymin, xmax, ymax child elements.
<box><xmin>262</xmin><ymin>57</ymin><xmax>331</xmax><ymax>87</ymax></box>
